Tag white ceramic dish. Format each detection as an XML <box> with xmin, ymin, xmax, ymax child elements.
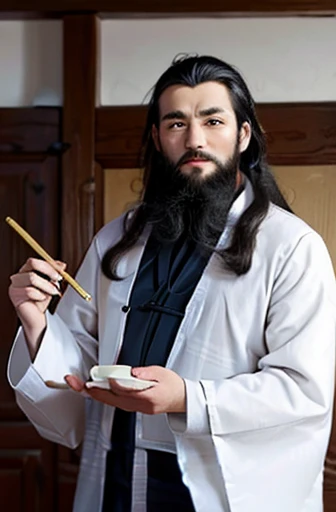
<box><xmin>86</xmin><ymin>364</ymin><xmax>156</xmax><ymax>391</ymax></box>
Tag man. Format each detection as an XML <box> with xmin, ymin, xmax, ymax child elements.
<box><xmin>7</xmin><ymin>55</ymin><xmax>336</xmax><ymax>512</ymax></box>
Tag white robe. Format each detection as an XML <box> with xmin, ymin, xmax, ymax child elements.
<box><xmin>7</xmin><ymin>180</ymin><xmax>336</xmax><ymax>512</ymax></box>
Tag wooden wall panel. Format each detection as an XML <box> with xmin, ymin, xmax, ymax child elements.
<box><xmin>0</xmin><ymin>109</ymin><xmax>61</xmax><ymax>154</ymax></box>
<box><xmin>0</xmin><ymin>454</ymin><xmax>39</xmax><ymax>512</ymax></box>
<box><xmin>0</xmin><ymin>410</ymin><xmax>58</xmax><ymax>511</ymax></box>
<box><xmin>257</xmin><ymin>103</ymin><xmax>336</xmax><ymax>165</ymax></box>
<box><xmin>325</xmin><ymin>404</ymin><xmax>336</xmax><ymax>512</ymax></box>
<box><xmin>96</xmin><ymin>106</ymin><xmax>147</xmax><ymax>168</ymax></box>
<box><xmin>57</xmin><ymin>456</ymin><xmax>79</xmax><ymax>512</ymax></box>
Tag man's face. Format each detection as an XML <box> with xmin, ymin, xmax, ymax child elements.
<box><xmin>152</xmin><ymin>81</ymin><xmax>251</xmax><ymax>182</ymax></box>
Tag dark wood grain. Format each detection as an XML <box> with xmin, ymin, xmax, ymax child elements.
<box><xmin>0</xmin><ymin>427</ymin><xmax>58</xmax><ymax>511</ymax></box>
<box><xmin>1</xmin><ymin>0</ymin><xmax>336</xmax><ymax>17</ymax></box>
<box><xmin>324</xmin><ymin>492</ymin><xmax>336</xmax><ymax>512</ymax></box>
<box><xmin>0</xmin><ymin>454</ymin><xmax>40</xmax><ymax>512</ymax></box>
<box><xmin>61</xmin><ymin>14</ymin><xmax>98</xmax><ymax>274</ymax></box>
<box><xmin>95</xmin><ymin>106</ymin><xmax>147</xmax><ymax>167</ymax></box>
<box><xmin>325</xmin><ymin>405</ymin><xmax>336</xmax><ymax>494</ymax></box>
<box><xmin>258</xmin><ymin>103</ymin><xmax>336</xmax><ymax>165</ymax></box>
<box><xmin>0</xmin><ymin>109</ymin><xmax>61</xmax><ymax>154</ymax></box>
<box><xmin>57</xmin><ymin>459</ymin><xmax>79</xmax><ymax>512</ymax></box>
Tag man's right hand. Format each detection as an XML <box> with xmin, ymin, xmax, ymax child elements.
<box><xmin>8</xmin><ymin>257</ymin><xmax>66</xmax><ymax>358</ymax></box>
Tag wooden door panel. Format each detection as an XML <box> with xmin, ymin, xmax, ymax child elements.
<box><xmin>103</xmin><ymin>167</ymin><xmax>143</xmax><ymax>224</ymax></box>
<box><xmin>0</xmin><ymin>157</ymin><xmax>59</xmax><ymax>417</ymax></box>
<box><xmin>57</xmin><ymin>457</ymin><xmax>78</xmax><ymax>512</ymax></box>
<box><xmin>273</xmin><ymin>165</ymin><xmax>336</xmax><ymax>268</ymax></box>
<box><xmin>0</xmin><ymin>156</ymin><xmax>60</xmax><ymax>511</ymax></box>
<box><xmin>0</xmin><ymin>107</ymin><xmax>63</xmax><ymax>511</ymax></box>
<box><xmin>0</xmin><ymin>453</ymin><xmax>40</xmax><ymax>512</ymax></box>
<box><xmin>273</xmin><ymin>165</ymin><xmax>336</xmax><ymax>511</ymax></box>
<box><xmin>0</xmin><ymin>423</ymin><xmax>57</xmax><ymax>511</ymax></box>
<box><xmin>0</xmin><ymin>446</ymin><xmax>57</xmax><ymax>512</ymax></box>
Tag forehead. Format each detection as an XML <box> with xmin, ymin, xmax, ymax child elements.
<box><xmin>158</xmin><ymin>81</ymin><xmax>235</xmax><ymax>118</ymax></box>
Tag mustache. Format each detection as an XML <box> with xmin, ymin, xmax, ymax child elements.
<box><xmin>175</xmin><ymin>150</ymin><xmax>223</xmax><ymax>169</ymax></box>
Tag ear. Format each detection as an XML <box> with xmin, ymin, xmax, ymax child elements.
<box><xmin>151</xmin><ymin>124</ymin><xmax>161</xmax><ymax>152</ymax></box>
<box><xmin>238</xmin><ymin>122</ymin><xmax>251</xmax><ymax>153</ymax></box>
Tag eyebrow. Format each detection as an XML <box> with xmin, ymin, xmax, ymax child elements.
<box><xmin>161</xmin><ymin>110</ymin><xmax>187</xmax><ymax>122</ymax></box>
<box><xmin>199</xmin><ymin>107</ymin><xmax>227</xmax><ymax>117</ymax></box>
<box><xmin>161</xmin><ymin>106</ymin><xmax>228</xmax><ymax>122</ymax></box>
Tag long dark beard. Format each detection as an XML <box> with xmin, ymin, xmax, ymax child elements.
<box><xmin>143</xmin><ymin>142</ymin><xmax>241</xmax><ymax>254</ymax></box>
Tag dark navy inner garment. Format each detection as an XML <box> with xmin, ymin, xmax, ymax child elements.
<box><xmin>102</xmin><ymin>233</ymin><xmax>210</xmax><ymax>512</ymax></box>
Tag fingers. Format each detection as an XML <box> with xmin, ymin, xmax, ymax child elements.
<box><xmin>8</xmin><ymin>258</ymin><xmax>67</xmax><ymax>315</ymax></box>
<box><xmin>131</xmin><ymin>365</ymin><xmax>163</xmax><ymax>381</ymax></box>
<box><xmin>10</xmin><ymin>257</ymin><xmax>66</xmax><ymax>300</ymax></box>
<box><xmin>11</xmin><ymin>286</ymin><xmax>56</xmax><ymax>308</ymax></box>
<box><xmin>83</xmin><ymin>385</ymin><xmax>144</xmax><ymax>412</ymax></box>
<box><xmin>18</xmin><ymin>257</ymin><xmax>65</xmax><ymax>281</ymax></box>
<box><xmin>107</xmin><ymin>378</ymin><xmax>148</xmax><ymax>395</ymax></box>
<box><xmin>10</xmin><ymin>271</ymin><xmax>62</xmax><ymax>297</ymax></box>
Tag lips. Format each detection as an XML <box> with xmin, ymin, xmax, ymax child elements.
<box><xmin>183</xmin><ymin>159</ymin><xmax>208</xmax><ymax>164</ymax></box>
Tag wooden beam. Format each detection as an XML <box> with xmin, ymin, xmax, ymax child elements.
<box><xmin>1</xmin><ymin>0</ymin><xmax>336</xmax><ymax>18</ymax></box>
<box><xmin>95</xmin><ymin>104</ymin><xmax>336</xmax><ymax>167</ymax></box>
<box><xmin>62</xmin><ymin>14</ymin><xmax>98</xmax><ymax>274</ymax></box>
<box><xmin>257</xmin><ymin>103</ymin><xmax>336</xmax><ymax>165</ymax></box>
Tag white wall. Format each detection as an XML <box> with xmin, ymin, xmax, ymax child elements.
<box><xmin>101</xmin><ymin>18</ymin><xmax>336</xmax><ymax>105</ymax></box>
<box><xmin>1</xmin><ymin>18</ymin><xmax>336</xmax><ymax>106</ymax></box>
<box><xmin>0</xmin><ymin>21</ymin><xmax>62</xmax><ymax>106</ymax></box>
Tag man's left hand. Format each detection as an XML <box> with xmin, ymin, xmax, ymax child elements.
<box><xmin>64</xmin><ymin>366</ymin><xmax>186</xmax><ymax>415</ymax></box>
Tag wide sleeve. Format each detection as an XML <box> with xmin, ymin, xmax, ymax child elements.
<box><xmin>7</xmin><ymin>236</ymin><xmax>101</xmax><ymax>449</ymax></box>
<box><xmin>170</xmin><ymin>231</ymin><xmax>336</xmax><ymax>437</ymax></box>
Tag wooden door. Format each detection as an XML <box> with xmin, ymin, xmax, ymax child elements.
<box><xmin>0</xmin><ymin>109</ymin><xmax>62</xmax><ymax>512</ymax></box>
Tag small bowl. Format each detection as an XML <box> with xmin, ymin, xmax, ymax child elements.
<box><xmin>87</xmin><ymin>364</ymin><xmax>156</xmax><ymax>390</ymax></box>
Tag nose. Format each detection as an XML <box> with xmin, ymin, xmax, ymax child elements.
<box><xmin>185</xmin><ymin>122</ymin><xmax>206</xmax><ymax>150</ymax></box>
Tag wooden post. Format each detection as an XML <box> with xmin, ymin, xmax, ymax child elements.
<box><xmin>62</xmin><ymin>14</ymin><xmax>99</xmax><ymax>274</ymax></box>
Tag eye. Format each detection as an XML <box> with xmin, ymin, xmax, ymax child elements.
<box><xmin>168</xmin><ymin>121</ymin><xmax>185</xmax><ymax>129</ymax></box>
<box><xmin>206</xmin><ymin>118</ymin><xmax>224</xmax><ymax>126</ymax></box>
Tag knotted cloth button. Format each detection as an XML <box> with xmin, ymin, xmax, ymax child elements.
<box><xmin>121</xmin><ymin>305</ymin><xmax>130</xmax><ymax>313</ymax></box>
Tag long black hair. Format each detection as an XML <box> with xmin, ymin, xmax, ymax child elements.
<box><xmin>102</xmin><ymin>55</ymin><xmax>292</xmax><ymax>280</ymax></box>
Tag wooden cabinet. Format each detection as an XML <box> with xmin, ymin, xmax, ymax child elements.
<box><xmin>0</xmin><ymin>108</ymin><xmax>67</xmax><ymax>512</ymax></box>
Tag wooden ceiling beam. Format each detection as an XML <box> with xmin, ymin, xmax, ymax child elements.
<box><xmin>1</xmin><ymin>0</ymin><xmax>336</xmax><ymax>19</ymax></box>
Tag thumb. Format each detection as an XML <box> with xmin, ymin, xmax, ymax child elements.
<box><xmin>64</xmin><ymin>374</ymin><xmax>85</xmax><ymax>392</ymax></box>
